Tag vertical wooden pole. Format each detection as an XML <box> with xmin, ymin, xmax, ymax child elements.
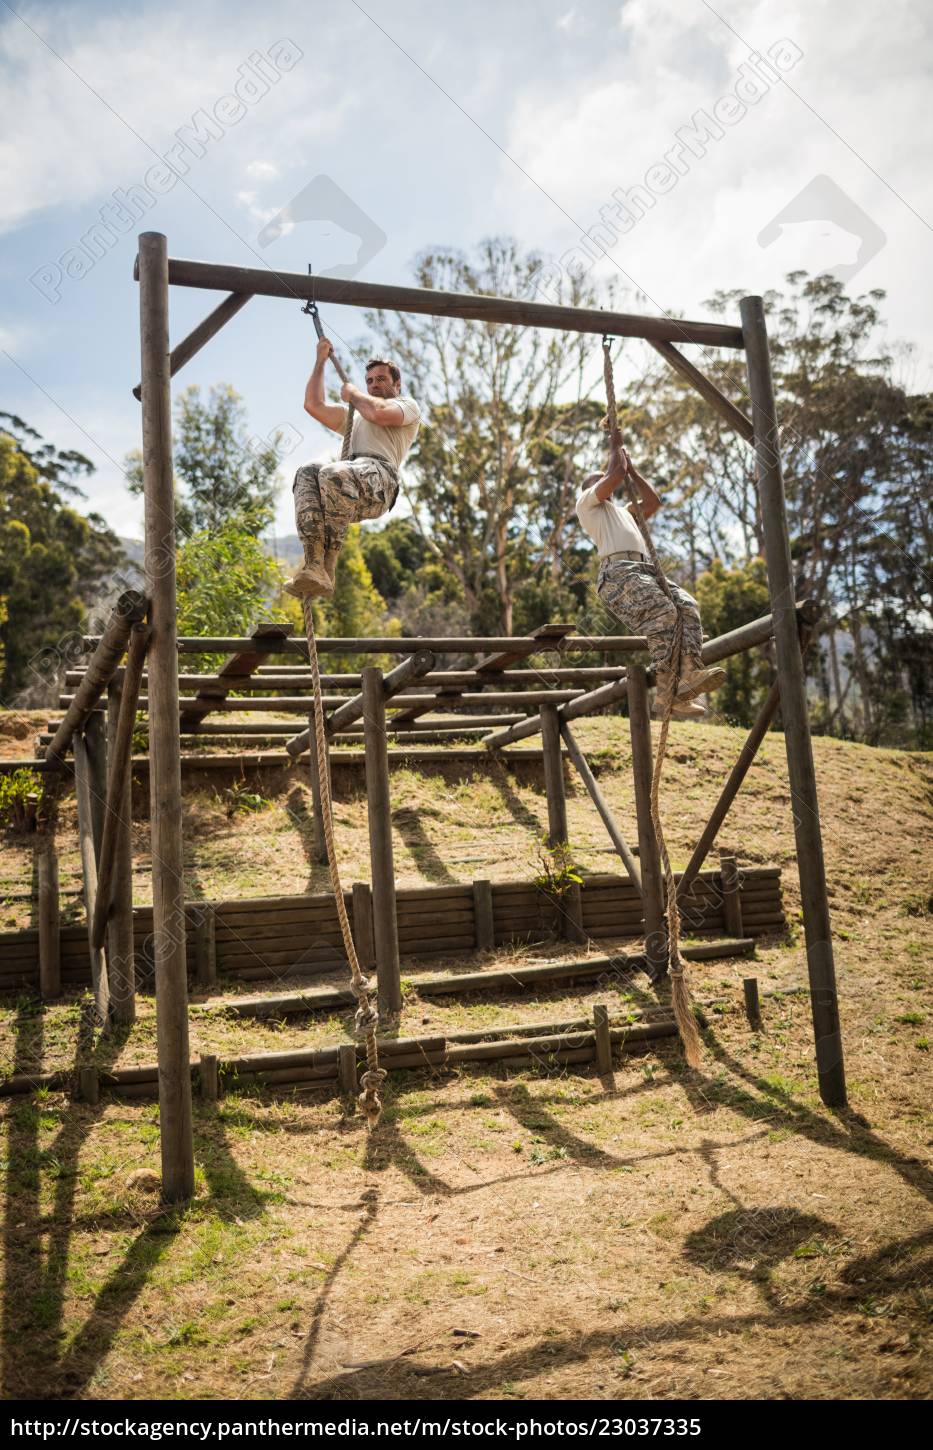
<box><xmin>741</xmin><ymin>294</ymin><xmax>846</xmax><ymax>1109</ymax></box>
<box><xmin>361</xmin><ymin>667</ymin><xmax>401</xmax><ymax>1017</ymax></box>
<box><xmin>73</xmin><ymin>731</ymin><xmax>109</xmax><ymax>1023</ymax></box>
<box><xmin>338</xmin><ymin>1043</ymin><xmax>359</xmax><ymax>1103</ymax></box>
<box><xmin>627</xmin><ymin>664</ymin><xmax>667</xmax><ymax>977</ymax></box>
<box><xmin>743</xmin><ymin>977</ymin><xmax>761</xmax><ymax>1028</ymax></box>
<box><xmin>84</xmin><ymin>711</ymin><xmax>108</xmax><ymax>862</ymax></box>
<box><xmin>37</xmin><ymin>830</ymin><xmax>61</xmax><ymax>1001</ymax></box>
<box><xmin>593</xmin><ymin>1003</ymin><xmax>613</xmax><ymax>1076</ymax></box>
<box><xmin>139</xmin><ymin>230</ymin><xmax>195</xmax><ymax>1200</ymax></box>
<box><xmin>719</xmin><ymin>850</ymin><xmax>744</xmax><ymax>939</ymax></box>
<box><xmin>193</xmin><ymin>905</ymin><xmax>217</xmax><ymax>991</ymax></box>
<box><xmin>78</xmin><ymin>1065</ymin><xmax>100</xmax><ymax>1106</ymax></box>
<box><xmin>563</xmin><ymin>881</ymin><xmax>586</xmax><ymax>943</ymax></box>
<box><xmin>351</xmin><ymin>883</ymin><xmax>375</xmax><ymax>970</ymax></box>
<box><xmin>106</xmin><ymin>675</ymin><xmax>136</xmax><ymax>1024</ymax></box>
<box><xmin>540</xmin><ymin>703</ymin><xmax>568</xmax><ymax>847</ymax></box>
<box><xmin>199</xmin><ymin>1052</ymin><xmax>219</xmax><ymax>1101</ymax></box>
<box><xmin>473</xmin><ymin>879</ymin><xmax>495</xmax><ymax>951</ymax></box>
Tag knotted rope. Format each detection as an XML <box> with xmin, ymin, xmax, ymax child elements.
<box><xmin>602</xmin><ymin>341</ymin><xmax>701</xmax><ymax>1069</ymax></box>
<box><xmin>299</xmin><ymin>371</ymin><xmax>386</xmax><ymax>1127</ymax></box>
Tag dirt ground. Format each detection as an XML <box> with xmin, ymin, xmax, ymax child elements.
<box><xmin>0</xmin><ymin>718</ymin><xmax>930</xmax><ymax>1401</ymax></box>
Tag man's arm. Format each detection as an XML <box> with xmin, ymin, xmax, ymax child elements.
<box><xmin>590</xmin><ymin>430</ymin><xmax>662</xmax><ymax>520</ymax></box>
<box><xmin>340</xmin><ymin>381</ymin><xmax>406</xmax><ymax>427</ymax></box>
<box><xmin>303</xmin><ymin>338</ymin><xmax>349</xmax><ymax>433</ymax></box>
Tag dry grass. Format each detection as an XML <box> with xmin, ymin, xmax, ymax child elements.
<box><xmin>0</xmin><ymin>718</ymin><xmax>931</xmax><ymax>1400</ymax></box>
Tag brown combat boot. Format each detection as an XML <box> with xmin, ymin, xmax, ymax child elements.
<box><xmin>283</xmin><ymin>536</ymin><xmax>333</xmax><ymax>598</ymax></box>
<box><xmin>323</xmin><ymin>544</ymin><xmax>341</xmax><ymax>588</ymax></box>
<box><xmin>675</xmin><ymin>656</ymin><xmax>726</xmax><ymax>702</ymax></box>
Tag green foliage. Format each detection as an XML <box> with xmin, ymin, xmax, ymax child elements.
<box><xmin>0</xmin><ymin>768</ymin><xmax>42</xmax><ymax>831</ymax></box>
<box><xmin>176</xmin><ymin>521</ymin><xmax>285</xmax><ymax>670</ymax></box>
<box><xmin>695</xmin><ymin>558</ymin><xmax>772</xmax><ymax>724</ymax></box>
<box><xmin>0</xmin><ymin>430</ymin><xmax>127</xmax><ymax>700</ymax></box>
<box><xmin>274</xmin><ymin>527</ymin><xmax>398</xmax><ymax>671</ymax></box>
<box><xmin>532</xmin><ymin>839</ymin><xmax>583</xmax><ymax>897</ymax></box>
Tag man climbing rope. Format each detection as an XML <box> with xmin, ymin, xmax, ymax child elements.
<box><xmin>575</xmin><ymin>426</ymin><xmax>726</xmax><ymax>717</ymax></box>
<box><xmin>284</xmin><ymin>339</ymin><xmax>421</xmax><ymax>598</ymax></box>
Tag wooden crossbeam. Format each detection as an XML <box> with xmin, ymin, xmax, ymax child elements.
<box><xmin>178</xmin><ymin>621</ymin><xmax>292</xmax><ymax>728</ymax></box>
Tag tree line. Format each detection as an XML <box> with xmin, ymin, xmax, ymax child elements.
<box><xmin>1</xmin><ymin>244</ymin><xmax>929</xmax><ymax>748</ymax></box>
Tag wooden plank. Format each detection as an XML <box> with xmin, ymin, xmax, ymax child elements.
<box><xmin>362</xmin><ymin>668</ymin><xmax>401</xmax><ymax>1016</ymax></box>
<box><xmin>178</xmin><ymin>621</ymin><xmax>293</xmax><ymax>728</ymax></box>
<box><xmin>44</xmin><ymin>590</ymin><xmax>147</xmax><ymax>768</ymax></box>
<box><xmin>627</xmin><ymin>664</ymin><xmax>667</xmax><ymax>977</ymax></box>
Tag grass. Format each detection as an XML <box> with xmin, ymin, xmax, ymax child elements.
<box><xmin>0</xmin><ymin>718</ymin><xmax>930</xmax><ymax>1400</ymax></box>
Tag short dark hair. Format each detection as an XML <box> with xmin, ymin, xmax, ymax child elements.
<box><xmin>366</xmin><ymin>356</ymin><xmax>401</xmax><ymax>386</ymax></box>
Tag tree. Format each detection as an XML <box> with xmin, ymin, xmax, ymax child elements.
<box><xmin>176</xmin><ymin>520</ymin><xmax>284</xmax><ymax>642</ymax></box>
<box><xmin>273</xmin><ymin>526</ymin><xmax>397</xmax><ymax>671</ymax></box>
<box><xmin>0</xmin><ymin>430</ymin><xmax>127</xmax><ymax>701</ymax></box>
<box><xmin>695</xmin><ymin>558</ymin><xmax>772</xmax><ymax>725</ymax></box>
<box><xmin>125</xmin><ymin>384</ymin><xmax>282</xmax><ymax>537</ymax></box>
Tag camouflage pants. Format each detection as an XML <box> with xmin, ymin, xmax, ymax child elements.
<box><xmin>292</xmin><ymin>454</ymin><xmax>399</xmax><ymax>554</ymax></box>
<box><xmin>596</xmin><ymin>558</ymin><xmax>703</xmax><ymax>668</ymax></box>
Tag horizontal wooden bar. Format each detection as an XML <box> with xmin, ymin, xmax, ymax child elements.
<box><xmin>156</xmin><ymin>255</ymin><xmax>746</xmax><ymax>348</ymax></box>
<box><xmin>82</xmin><ymin>635</ymin><xmax>650</xmax><ymax>655</ymax></box>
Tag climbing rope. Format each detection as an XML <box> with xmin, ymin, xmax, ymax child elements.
<box><xmin>602</xmin><ymin>341</ymin><xmax>701</xmax><ymax>1069</ymax></box>
<box><xmin>298</xmin><ymin>326</ymin><xmax>386</xmax><ymax>1127</ymax></box>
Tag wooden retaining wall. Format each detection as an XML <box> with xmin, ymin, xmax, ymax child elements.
<box><xmin>0</xmin><ymin>867</ymin><xmax>784</xmax><ymax>995</ymax></box>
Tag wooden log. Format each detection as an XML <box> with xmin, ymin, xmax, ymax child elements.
<box><xmin>200</xmin><ymin>1052</ymin><xmax>219</xmax><ymax>1101</ymax></box>
<box><xmin>560</xmin><ymin>719</ymin><xmax>642</xmax><ymax>892</ymax></box>
<box><xmin>73</xmin><ymin>731</ymin><xmax>109</xmax><ymax>1024</ymax></box>
<box><xmin>743</xmin><ymin>977</ymin><xmax>761</xmax><ymax>1028</ymax></box>
<box><xmin>472</xmin><ymin>879</ymin><xmax>495</xmax><ymax>950</ymax></box>
<box><xmin>179</xmin><ymin>621</ymin><xmax>292</xmax><ymax>729</ymax></box>
<box><xmin>140</xmin><ymin>230</ymin><xmax>195</xmax><ymax>1201</ymax></box>
<box><xmin>362</xmin><ymin>667</ymin><xmax>401</xmax><ymax>1017</ymax></box>
<box><xmin>91</xmin><ymin>624</ymin><xmax>149</xmax><ymax>954</ymax></box>
<box><xmin>104</xmin><ymin>672</ymin><xmax>136</xmax><ymax>1024</ymax></box>
<box><xmin>351</xmin><ymin>883</ymin><xmax>376</xmax><ymax>970</ymax></box>
<box><xmin>160</xmin><ymin>255</ymin><xmax>745</xmax><ymax>348</ymax></box>
<box><xmin>133</xmin><ymin>290</ymin><xmax>253</xmax><ymax>400</ymax></box>
<box><xmin>286</xmin><ymin>649</ymin><xmax>436</xmax><ymax>757</ymax></box>
<box><xmin>593</xmin><ymin>1003</ymin><xmax>613</xmax><ymax>1075</ymax></box>
<box><xmin>193</xmin><ymin>905</ymin><xmax>217</xmax><ymax>990</ymax></box>
<box><xmin>540</xmin><ymin>704</ymin><xmax>568</xmax><ymax>847</ymax></box>
<box><xmin>223</xmin><ymin>1045</ymin><xmax>339</xmax><ymax>1074</ymax></box>
<box><xmin>92</xmin><ymin>634</ymin><xmax>650</xmax><ymax>656</ymax></box>
<box><xmin>649</xmin><ymin>339</ymin><xmax>754</xmax><ymax>441</ymax></box>
<box><xmin>44</xmin><ymin>590</ymin><xmax>147</xmax><ymax>768</ymax></box>
<box><xmin>563</xmin><ymin>882</ymin><xmax>586</xmax><ymax>944</ymax></box>
<box><xmin>37</xmin><ymin>830</ymin><xmax>61</xmax><ymax>1001</ymax></box>
<box><xmin>719</xmin><ymin>851</ymin><xmax>744</xmax><ymax>939</ymax></box>
<box><xmin>84</xmin><ymin>711</ymin><xmax>108</xmax><ymax>862</ymax></box>
<box><xmin>627</xmin><ymin>665</ymin><xmax>667</xmax><ymax>977</ymax></box>
<box><xmin>250</xmin><ymin>1065</ymin><xmax>339</xmax><ymax>1087</ymax></box>
<box><xmin>741</xmin><ymin>295</ymin><xmax>845</xmax><ymax>1109</ymax></box>
<box><xmin>78</xmin><ymin>1065</ymin><xmax>99</xmax><ymax>1106</ymax></box>
<box><xmin>338</xmin><ymin>1043</ymin><xmax>359</xmax><ymax>1101</ymax></box>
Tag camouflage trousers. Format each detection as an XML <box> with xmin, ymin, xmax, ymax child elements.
<box><xmin>292</xmin><ymin>454</ymin><xmax>399</xmax><ymax>554</ymax></box>
<box><xmin>596</xmin><ymin>558</ymin><xmax>703</xmax><ymax>668</ymax></box>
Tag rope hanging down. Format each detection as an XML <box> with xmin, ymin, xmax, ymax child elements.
<box><xmin>299</xmin><ymin>300</ymin><xmax>385</xmax><ymax>1126</ymax></box>
<box><xmin>602</xmin><ymin>341</ymin><xmax>701</xmax><ymax>1069</ymax></box>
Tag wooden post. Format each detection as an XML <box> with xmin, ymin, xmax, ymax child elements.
<box><xmin>743</xmin><ymin>978</ymin><xmax>761</xmax><ymax>1028</ymax></box>
<box><xmin>84</xmin><ymin>710</ymin><xmax>108</xmax><ymax>861</ymax></box>
<box><xmin>560</xmin><ymin>719</ymin><xmax>642</xmax><ymax>893</ymax></box>
<box><xmin>627</xmin><ymin>664</ymin><xmax>667</xmax><ymax>977</ymax></box>
<box><xmin>719</xmin><ymin>851</ymin><xmax>744</xmax><ymax>939</ymax></box>
<box><xmin>139</xmin><ymin>230</ymin><xmax>195</xmax><ymax>1200</ymax></box>
<box><xmin>73</xmin><ymin>730</ymin><xmax>109</xmax><ymax>1024</ymax></box>
<box><xmin>37</xmin><ymin>830</ymin><xmax>61</xmax><ymax>1001</ymax></box>
<box><xmin>351</xmin><ymin>883</ymin><xmax>375</xmax><ymax>970</ymax></box>
<box><xmin>78</xmin><ymin>1065</ymin><xmax>100</xmax><ymax>1106</ymax></box>
<box><xmin>593</xmin><ymin>1003</ymin><xmax>613</xmax><ymax>1076</ymax></box>
<box><xmin>540</xmin><ymin>704</ymin><xmax>568</xmax><ymax>847</ymax></box>
<box><xmin>361</xmin><ymin>667</ymin><xmax>401</xmax><ymax>1017</ymax></box>
<box><xmin>307</xmin><ymin>715</ymin><xmax>330</xmax><ymax>866</ymax></box>
<box><xmin>193</xmin><ymin>905</ymin><xmax>217</xmax><ymax>991</ymax></box>
<box><xmin>338</xmin><ymin>1043</ymin><xmax>359</xmax><ymax>1102</ymax></box>
<box><xmin>473</xmin><ymin>879</ymin><xmax>495</xmax><ymax>951</ymax></box>
<box><xmin>563</xmin><ymin>882</ymin><xmax>586</xmax><ymax>944</ymax></box>
<box><xmin>92</xmin><ymin>623</ymin><xmax>149</xmax><ymax>954</ymax></box>
<box><xmin>741</xmin><ymin>294</ymin><xmax>846</xmax><ymax>1109</ymax></box>
<box><xmin>199</xmin><ymin>1052</ymin><xmax>219</xmax><ymax>1101</ymax></box>
<box><xmin>104</xmin><ymin>672</ymin><xmax>137</xmax><ymax>1024</ymax></box>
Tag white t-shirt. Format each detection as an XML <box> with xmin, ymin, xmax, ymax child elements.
<box><xmin>347</xmin><ymin>395</ymin><xmax>421</xmax><ymax>473</ymax></box>
<box><xmin>575</xmin><ymin>483</ymin><xmax>646</xmax><ymax>556</ymax></box>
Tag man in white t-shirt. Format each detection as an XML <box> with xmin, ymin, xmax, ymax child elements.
<box><xmin>575</xmin><ymin>427</ymin><xmax>725</xmax><ymax>717</ymax></box>
<box><xmin>285</xmin><ymin>340</ymin><xmax>421</xmax><ymax>598</ymax></box>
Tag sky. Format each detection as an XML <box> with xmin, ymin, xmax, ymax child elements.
<box><xmin>1</xmin><ymin>0</ymin><xmax>930</xmax><ymax>543</ymax></box>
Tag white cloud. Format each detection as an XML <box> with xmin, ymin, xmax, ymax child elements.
<box><xmin>246</xmin><ymin>159</ymin><xmax>280</xmax><ymax>179</ymax></box>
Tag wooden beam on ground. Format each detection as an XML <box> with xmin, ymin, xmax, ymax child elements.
<box><xmin>155</xmin><ymin>255</ymin><xmax>746</xmax><ymax>349</ymax></box>
<box><xmin>179</xmin><ymin>621</ymin><xmax>292</xmax><ymax>728</ymax></box>
<box><xmin>139</xmin><ymin>230</ymin><xmax>195</xmax><ymax>1202</ymax></box>
<box><xmin>649</xmin><ymin>340</ymin><xmax>754</xmax><ymax>442</ymax></box>
<box><xmin>133</xmin><ymin>291</ymin><xmax>252</xmax><ymax>400</ymax></box>
<box><xmin>559</xmin><ymin>719</ymin><xmax>642</xmax><ymax>893</ymax></box>
<box><xmin>91</xmin><ymin>624</ymin><xmax>150</xmax><ymax>953</ymax></box>
<box><xmin>44</xmin><ymin>590</ymin><xmax>147</xmax><ymax>768</ymax></box>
